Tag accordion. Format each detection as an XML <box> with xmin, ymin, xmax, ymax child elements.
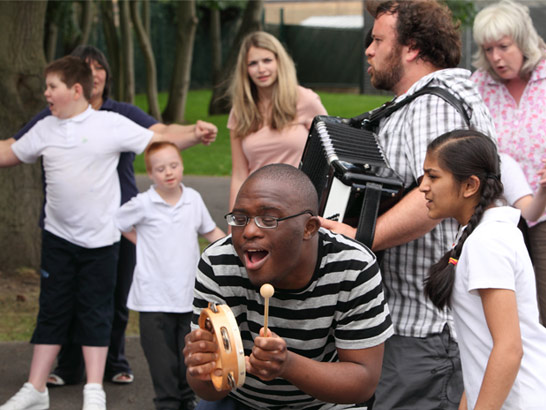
<box><xmin>300</xmin><ymin>115</ymin><xmax>404</xmax><ymax>247</ymax></box>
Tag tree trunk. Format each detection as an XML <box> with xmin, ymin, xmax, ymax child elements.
<box><xmin>44</xmin><ymin>1</ymin><xmax>65</xmax><ymax>62</ymax></box>
<box><xmin>162</xmin><ymin>0</ymin><xmax>198</xmax><ymax>124</ymax></box>
<box><xmin>119</xmin><ymin>0</ymin><xmax>134</xmax><ymax>104</ymax></box>
<box><xmin>45</xmin><ymin>21</ymin><xmax>58</xmax><ymax>62</ymax></box>
<box><xmin>0</xmin><ymin>1</ymin><xmax>47</xmax><ymax>271</ymax></box>
<box><xmin>63</xmin><ymin>2</ymin><xmax>89</xmax><ymax>54</ymax></box>
<box><xmin>209</xmin><ymin>6</ymin><xmax>222</xmax><ymax>89</ymax></box>
<box><xmin>100</xmin><ymin>0</ymin><xmax>123</xmax><ymax>101</ymax></box>
<box><xmin>143</xmin><ymin>0</ymin><xmax>151</xmax><ymax>36</ymax></box>
<box><xmin>78</xmin><ymin>0</ymin><xmax>94</xmax><ymax>47</ymax></box>
<box><xmin>130</xmin><ymin>0</ymin><xmax>162</xmax><ymax>121</ymax></box>
<box><xmin>208</xmin><ymin>0</ymin><xmax>264</xmax><ymax>115</ymax></box>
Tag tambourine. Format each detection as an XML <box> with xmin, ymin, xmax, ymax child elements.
<box><xmin>198</xmin><ymin>302</ymin><xmax>246</xmax><ymax>391</ymax></box>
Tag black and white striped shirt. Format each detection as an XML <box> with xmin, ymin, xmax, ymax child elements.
<box><xmin>192</xmin><ymin>228</ymin><xmax>393</xmax><ymax>409</ymax></box>
<box><xmin>375</xmin><ymin>68</ymin><xmax>498</xmax><ymax>337</ymax></box>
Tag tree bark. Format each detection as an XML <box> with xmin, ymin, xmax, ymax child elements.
<box><xmin>162</xmin><ymin>0</ymin><xmax>198</xmax><ymax>124</ymax></box>
<box><xmin>130</xmin><ymin>0</ymin><xmax>162</xmax><ymax>121</ymax></box>
<box><xmin>208</xmin><ymin>0</ymin><xmax>264</xmax><ymax>115</ymax></box>
<box><xmin>100</xmin><ymin>0</ymin><xmax>123</xmax><ymax>101</ymax></box>
<box><xmin>119</xmin><ymin>0</ymin><xmax>134</xmax><ymax>104</ymax></box>
<box><xmin>44</xmin><ymin>1</ymin><xmax>63</xmax><ymax>62</ymax></box>
<box><xmin>143</xmin><ymin>0</ymin><xmax>151</xmax><ymax>36</ymax></box>
<box><xmin>0</xmin><ymin>1</ymin><xmax>47</xmax><ymax>271</ymax></box>
<box><xmin>78</xmin><ymin>0</ymin><xmax>94</xmax><ymax>47</ymax></box>
<box><xmin>45</xmin><ymin>21</ymin><xmax>59</xmax><ymax>63</ymax></box>
<box><xmin>62</xmin><ymin>2</ymin><xmax>93</xmax><ymax>54</ymax></box>
<box><xmin>209</xmin><ymin>6</ymin><xmax>222</xmax><ymax>90</ymax></box>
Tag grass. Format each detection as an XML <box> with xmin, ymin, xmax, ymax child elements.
<box><xmin>0</xmin><ymin>268</ymin><xmax>42</xmax><ymax>342</ymax></box>
<box><xmin>133</xmin><ymin>90</ymin><xmax>389</xmax><ymax>176</ymax></box>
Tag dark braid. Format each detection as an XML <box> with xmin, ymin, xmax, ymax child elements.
<box><xmin>424</xmin><ymin>130</ymin><xmax>504</xmax><ymax>309</ymax></box>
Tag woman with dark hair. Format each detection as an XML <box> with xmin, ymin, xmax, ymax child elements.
<box><xmin>420</xmin><ymin>129</ymin><xmax>546</xmax><ymax>409</ymax></box>
<box><xmin>71</xmin><ymin>45</ymin><xmax>113</xmax><ymax>102</ymax></box>
<box><xmin>12</xmin><ymin>45</ymin><xmax>217</xmax><ymax>389</ymax></box>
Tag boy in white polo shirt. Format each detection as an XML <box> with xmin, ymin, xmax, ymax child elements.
<box><xmin>0</xmin><ymin>56</ymin><xmax>189</xmax><ymax>410</ymax></box>
<box><xmin>115</xmin><ymin>141</ymin><xmax>224</xmax><ymax>410</ymax></box>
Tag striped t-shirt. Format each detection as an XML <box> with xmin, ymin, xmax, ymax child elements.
<box><xmin>192</xmin><ymin>228</ymin><xmax>393</xmax><ymax>409</ymax></box>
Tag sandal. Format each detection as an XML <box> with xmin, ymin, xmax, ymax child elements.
<box><xmin>47</xmin><ymin>373</ymin><xmax>66</xmax><ymax>387</ymax></box>
<box><xmin>111</xmin><ymin>372</ymin><xmax>134</xmax><ymax>384</ymax></box>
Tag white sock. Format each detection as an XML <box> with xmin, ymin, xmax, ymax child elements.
<box><xmin>84</xmin><ymin>383</ymin><xmax>103</xmax><ymax>390</ymax></box>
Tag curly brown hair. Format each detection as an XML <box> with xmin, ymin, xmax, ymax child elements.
<box><xmin>376</xmin><ymin>0</ymin><xmax>461</xmax><ymax>69</ymax></box>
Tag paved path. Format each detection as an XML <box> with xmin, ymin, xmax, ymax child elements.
<box><xmin>0</xmin><ymin>337</ymin><xmax>155</xmax><ymax>410</ymax></box>
<box><xmin>0</xmin><ymin>175</ymin><xmax>231</xmax><ymax>409</ymax></box>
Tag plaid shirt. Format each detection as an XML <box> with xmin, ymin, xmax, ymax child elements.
<box><xmin>376</xmin><ymin>68</ymin><xmax>497</xmax><ymax>337</ymax></box>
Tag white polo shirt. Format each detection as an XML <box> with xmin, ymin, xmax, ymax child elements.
<box><xmin>115</xmin><ymin>184</ymin><xmax>216</xmax><ymax>313</ymax></box>
<box><xmin>453</xmin><ymin>206</ymin><xmax>546</xmax><ymax>409</ymax></box>
<box><xmin>11</xmin><ymin>106</ymin><xmax>153</xmax><ymax>248</ymax></box>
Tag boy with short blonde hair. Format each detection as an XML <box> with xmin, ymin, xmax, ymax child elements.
<box><xmin>115</xmin><ymin>141</ymin><xmax>224</xmax><ymax>410</ymax></box>
<box><xmin>0</xmin><ymin>56</ymin><xmax>182</xmax><ymax>410</ymax></box>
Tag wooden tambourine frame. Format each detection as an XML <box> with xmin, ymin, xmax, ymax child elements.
<box><xmin>198</xmin><ymin>302</ymin><xmax>246</xmax><ymax>391</ymax></box>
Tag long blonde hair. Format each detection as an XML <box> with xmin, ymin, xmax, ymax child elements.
<box><xmin>229</xmin><ymin>31</ymin><xmax>299</xmax><ymax>139</ymax></box>
<box><xmin>472</xmin><ymin>0</ymin><xmax>546</xmax><ymax>81</ymax></box>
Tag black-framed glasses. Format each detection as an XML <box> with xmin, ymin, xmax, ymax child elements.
<box><xmin>224</xmin><ymin>210</ymin><xmax>314</xmax><ymax>229</ymax></box>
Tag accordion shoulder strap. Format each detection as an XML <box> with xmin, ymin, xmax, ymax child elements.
<box><xmin>351</xmin><ymin>86</ymin><xmax>471</xmax><ymax>130</ymax></box>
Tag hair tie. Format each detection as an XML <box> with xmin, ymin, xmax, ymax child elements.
<box><xmin>448</xmin><ymin>257</ymin><xmax>458</xmax><ymax>266</ymax></box>
<box><xmin>486</xmin><ymin>173</ymin><xmax>500</xmax><ymax>181</ymax></box>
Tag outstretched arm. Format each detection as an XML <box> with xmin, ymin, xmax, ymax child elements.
<box><xmin>247</xmin><ymin>328</ymin><xmax>384</xmax><ymax>404</ymax></box>
<box><xmin>320</xmin><ymin>187</ymin><xmax>440</xmax><ymax>251</ymax></box>
<box><xmin>372</xmin><ymin>187</ymin><xmax>440</xmax><ymax>250</ymax></box>
<box><xmin>0</xmin><ymin>138</ymin><xmax>22</xmax><ymax>167</ymax></box>
<box><xmin>149</xmin><ymin>120</ymin><xmax>217</xmax><ymax>150</ymax></box>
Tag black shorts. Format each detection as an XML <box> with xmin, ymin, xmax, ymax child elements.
<box><xmin>31</xmin><ymin>230</ymin><xmax>120</xmax><ymax>346</ymax></box>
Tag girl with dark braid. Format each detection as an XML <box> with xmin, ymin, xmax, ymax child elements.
<box><xmin>419</xmin><ymin>129</ymin><xmax>546</xmax><ymax>410</ymax></box>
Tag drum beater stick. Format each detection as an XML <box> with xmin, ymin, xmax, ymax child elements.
<box><xmin>260</xmin><ymin>284</ymin><xmax>275</xmax><ymax>337</ymax></box>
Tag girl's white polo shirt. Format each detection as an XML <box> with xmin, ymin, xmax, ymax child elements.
<box><xmin>11</xmin><ymin>106</ymin><xmax>153</xmax><ymax>248</ymax></box>
<box><xmin>115</xmin><ymin>184</ymin><xmax>216</xmax><ymax>313</ymax></box>
<box><xmin>452</xmin><ymin>206</ymin><xmax>546</xmax><ymax>409</ymax></box>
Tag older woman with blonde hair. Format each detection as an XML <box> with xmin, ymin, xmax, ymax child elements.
<box><xmin>228</xmin><ymin>31</ymin><xmax>327</xmax><ymax>210</ymax></box>
<box><xmin>471</xmin><ymin>0</ymin><xmax>546</xmax><ymax>326</ymax></box>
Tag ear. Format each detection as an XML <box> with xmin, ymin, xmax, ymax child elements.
<box><xmin>303</xmin><ymin>216</ymin><xmax>320</xmax><ymax>240</ymax></box>
<box><xmin>72</xmin><ymin>83</ymin><xmax>84</xmax><ymax>100</ymax></box>
<box><xmin>403</xmin><ymin>40</ymin><xmax>420</xmax><ymax>63</ymax></box>
<box><xmin>462</xmin><ymin>175</ymin><xmax>481</xmax><ymax>198</ymax></box>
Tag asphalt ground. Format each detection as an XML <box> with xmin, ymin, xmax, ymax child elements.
<box><xmin>0</xmin><ymin>337</ymin><xmax>155</xmax><ymax>410</ymax></box>
<box><xmin>0</xmin><ymin>175</ymin><xmax>231</xmax><ymax>410</ymax></box>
